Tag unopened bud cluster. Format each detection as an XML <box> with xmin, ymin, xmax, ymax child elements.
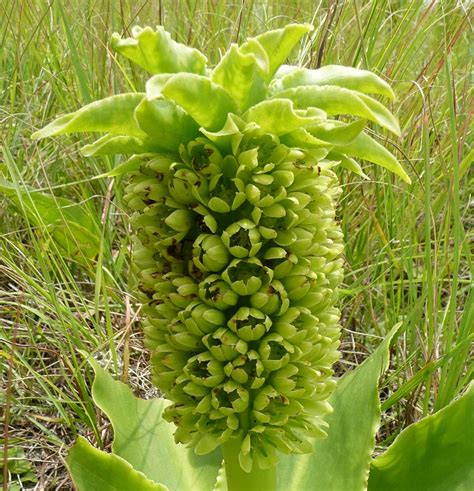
<box><xmin>124</xmin><ymin>123</ymin><xmax>344</xmax><ymax>470</ymax></box>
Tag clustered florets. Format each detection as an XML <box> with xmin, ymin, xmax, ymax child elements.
<box><xmin>125</xmin><ymin>119</ymin><xmax>344</xmax><ymax>470</ymax></box>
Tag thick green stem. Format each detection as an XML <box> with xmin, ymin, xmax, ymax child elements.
<box><xmin>222</xmin><ymin>437</ymin><xmax>276</xmax><ymax>491</ymax></box>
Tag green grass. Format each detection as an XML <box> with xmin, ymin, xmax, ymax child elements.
<box><xmin>1</xmin><ymin>0</ymin><xmax>472</xmax><ymax>488</ymax></box>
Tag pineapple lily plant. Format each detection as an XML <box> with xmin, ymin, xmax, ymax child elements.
<box><xmin>33</xmin><ymin>24</ymin><xmax>473</xmax><ymax>491</ymax></box>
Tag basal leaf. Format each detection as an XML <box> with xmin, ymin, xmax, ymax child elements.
<box><xmin>271</xmin><ymin>66</ymin><xmax>395</xmax><ymax>99</ymax></box>
<box><xmin>0</xmin><ymin>178</ymin><xmax>101</xmax><ymax>262</ymax></box>
<box><xmin>32</xmin><ymin>94</ymin><xmax>146</xmax><ymax>139</ymax></box>
<box><xmin>276</xmin><ymin>86</ymin><xmax>400</xmax><ymax>135</ymax></box>
<box><xmin>89</xmin><ymin>360</ymin><xmax>222</xmax><ymax>491</ymax></box>
<box><xmin>111</xmin><ymin>26</ymin><xmax>207</xmax><ymax>75</ymax></box>
<box><xmin>67</xmin><ymin>437</ymin><xmax>168</xmax><ymax>491</ymax></box>
<box><xmin>244</xmin><ymin>98</ymin><xmax>324</xmax><ymax>135</ymax></box>
<box><xmin>211</xmin><ymin>43</ymin><xmax>267</xmax><ymax>112</ymax></box>
<box><xmin>368</xmin><ymin>383</ymin><xmax>474</xmax><ymax>491</ymax></box>
<box><xmin>330</xmin><ymin>131</ymin><xmax>411</xmax><ymax>183</ymax></box>
<box><xmin>134</xmin><ymin>98</ymin><xmax>200</xmax><ymax>150</ymax></box>
<box><xmin>278</xmin><ymin>325</ymin><xmax>401</xmax><ymax>491</ymax></box>
<box><xmin>81</xmin><ymin>134</ymin><xmax>163</xmax><ymax>156</ymax></box>
<box><xmin>250</xmin><ymin>24</ymin><xmax>312</xmax><ymax>80</ymax></box>
<box><xmin>161</xmin><ymin>73</ymin><xmax>238</xmax><ymax>131</ymax></box>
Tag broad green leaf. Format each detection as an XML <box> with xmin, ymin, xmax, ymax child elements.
<box><xmin>276</xmin><ymin>86</ymin><xmax>401</xmax><ymax>135</ymax></box>
<box><xmin>32</xmin><ymin>94</ymin><xmax>146</xmax><ymax>139</ymax></box>
<box><xmin>134</xmin><ymin>98</ymin><xmax>200</xmax><ymax>150</ymax></box>
<box><xmin>368</xmin><ymin>383</ymin><xmax>474</xmax><ymax>491</ymax></box>
<box><xmin>111</xmin><ymin>26</ymin><xmax>207</xmax><ymax>75</ymax></box>
<box><xmin>211</xmin><ymin>43</ymin><xmax>268</xmax><ymax>112</ymax></box>
<box><xmin>278</xmin><ymin>324</ymin><xmax>401</xmax><ymax>491</ymax></box>
<box><xmin>67</xmin><ymin>437</ymin><xmax>167</xmax><ymax>491</ymax></box>
<box><xmin>271</xmin><ymin>66</ymin><xmax>395</xmax><ymax>99</ymax></box>
<box><xmin>81</xmin><ymin>134</ymin><xmax>163</xmax><ymax>156</ymax></box>
<box><xmin>250</xmin><ymin>24</ymin><xmax>312</xmax><ymax>80</ymax></box>
<box><xmin>161</xmin><ymin>73</ymin><xmax>238</xmax><ymax>131</ymax></box>
<box><xmin>0</xmin><ymin>178</ymin><xmax>101</xmax><ymax>262</ymax></box>
<box><xmin>89</xmin><ymin>360</ymin><xmax>222</xmax><ymax>491</ymax></box>
<box><xmin>244</xmin><ymin>99</ymin><xmax>324</xmax><ymax>135</ymax></box>
<box><xmin>329</xmin><ymin>131</ymin><xmax>411</xmax><ymax>183</ymax></box>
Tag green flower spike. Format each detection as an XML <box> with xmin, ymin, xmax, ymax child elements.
<box><xmin>33</xmin><ymin>21</ymin><xmax>409</xmax><ymax>491</ymax></box>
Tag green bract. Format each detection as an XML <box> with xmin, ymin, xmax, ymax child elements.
<box><xmin>33</xmin><ymin>23</ymin><xmax>410</xmax><ymax>481</ymax></box>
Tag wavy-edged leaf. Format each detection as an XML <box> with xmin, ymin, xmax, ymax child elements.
<box><xmin>161</xmin><ymin>73</ymin><xmax>238</xmax><ymax>131</ymax></box>
<box><xmin>146</xmin><ymin>74</ymin><xmax>176</xmax><ymax>99</ymax></box>
<box><xmin>331</xmin><ymin>131</ymin><xmax>411</xmax><ymax>183</ymax></box>
<box><xmin>134</xmin><ymin>98</ymin><xmax>200</xmax><ymax>150</ymax></box>
<box><xmin>271</xmin><ymin>65</ymin><xmax>395</xmax><ymax>99</ymax></box>
<box><xmin>32</xmin><ymin>94</ymin><xmax>146</xmax><ymax>139</ymax></box>
<box><xmin>276</xmin><ymin>85</ymin><xmax>401</xmax><ymax>135</ymax></box>
<box><xmin>249</xmin><ymin>23</ymin><xmax>312</xmax><ymax>80</ymax></box>
<box><xmin>211</xmin><ymin>43</ymin><xmax>267</xmax><ymax>112</ymax></box>
<box><xmin>67</xmin><ymin>437</ymin><xmax>168</xmax><ymax>491</ymax></box>
<box><xmin>111</xmin><ymin>25</ymin><xmax>207</xmax><ymax>75</ymax></box>
<box><xmin>244</xmin><ymin>98</ymin><xmax>324</xmax><ymax>135</ymax></box>
<box><xmin>200</xmin><ymin>113</ymin><xmax>245</xmax><ymax>153</ymax></box>
<box><xmin>89</xmin><ymin>360</ymin><xmax>221</xmax><ymax>491</ymax></box>
<box><xmin>368</xmin><ymin>383</ymin><xmax>474</xmax><ymax>491</ymax></box>
<box><xmin>0</xmin><ymin>178</ymin><xmax>101</xmax><ymax>262</ymax></box>
<box><xmin>278</xmin><ymin>324</ymin><xmax>401</xmax><ymax>491</ymax></box>
<box><xmin>212</xmin><ymin>462</ymin><xmax>228</xmax><ymax>491</ymax></box>
<box><xmin>81</xmin><ymin>135</ymin><xmax>163</xmax><ymax>156</ymax></box>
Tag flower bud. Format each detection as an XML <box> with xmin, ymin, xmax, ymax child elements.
<box><xmin>221</xmin><ymin>219</ymin><xmax>262</xmax><ymax>258</ymax></box>
<box><xmin>222</xmin><ymin>258</ymin><xmax>272</xmax><ymax>296</ymax></box>
<box><xmin>192</xmin><ymin>234</ymin><xmax>229</xmax><ymax>272</ymax></box>
<box><xmin>198</xmin><ymin>274</ymin><xmax>239</xmax><ymax>310</ymax></box>
<box><xmin>227</xmin><ymin>307</ymin><xmax>272</xmax><ymax>342</ymax></box>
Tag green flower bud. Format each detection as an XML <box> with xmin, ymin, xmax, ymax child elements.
<box><xmin>211</xmin><ymin>380</ymin><xmax>249</xmax><ymax>415</ymax></box>
<box><xmin>222</xmin><ymin>258</ymin><xmax>272</xmax><ymax>296</ymax></box>
<box><xmin>184</xmin><ymin>352</ymin><xmax>225</xmax><ymax>387</ymax></box>
<box><xmin>203</xmin><ymin>327</ymin><xmax>248</xmax><ymax>361</ymax></box>
<box><xmin>178</xmin><ymin>301</ymin><xmax>226</xmax><ymax>336</ymax></box>
<box><xmin>258</xmin><ymin>333</ymin><xmax>294</xmax><ymax>371</ymax></box>
<box><xmin>192</xmin><ymin>234</ymin><xmax>229</xmax><ymax>272</ymax></box>
<box><xmin>165</xmin><ymin>320</ymin><xmax>203</xmax><ymax>352</ymax></box>
<box><xmin>250</xmin><ymin>279</ymin><xmax>289</xmax><ymax>315</ymax></box>
<box><xmin>224</xmin><ymin>350</ymin><xmax>265</xmax><ymax>389</ymax></box>
<box><xmin>221</xmin><ymin>219</ymin><xmax>262</xmax><ymax>258</ymax></box>
<box><xmin>227</xmin><ymin>307</ymin><xmax>272</xmax><ymax>342</ymax></box>
<box><xmin>198</xmin><ymin>274</ymin><xmax>239</xmax><ymax>310</ymax></box>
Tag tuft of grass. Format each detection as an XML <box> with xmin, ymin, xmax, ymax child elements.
<box><xmin>1</xmin><ymin>0</ymin><xmax>472</xmax><ymax>487</ymax></box>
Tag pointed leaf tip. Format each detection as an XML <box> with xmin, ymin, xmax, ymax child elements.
<box><xmin>31</xmin><ymin>94</ymin><xmax>147</xmax><ymax>140</ymax></box>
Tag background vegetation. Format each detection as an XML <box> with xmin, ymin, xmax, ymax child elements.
<box><xmin>1</xmin><ymin>0</ymin><xmax>472</xmax><ymax>488</ymax></box>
